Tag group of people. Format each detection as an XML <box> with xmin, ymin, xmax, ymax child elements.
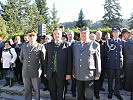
<box><xmin>0</xmin><ymin>25</ymin><xmax>133</xmax><ymax>100</ymax></box>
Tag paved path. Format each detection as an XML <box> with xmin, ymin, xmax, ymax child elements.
<box><xmin>0</xmin><ymin>79</ymin><xmax>131</xmax><ymax>100</ymax></box>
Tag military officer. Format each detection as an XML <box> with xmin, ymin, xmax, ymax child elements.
<box><xmin>105</xmin><ymin>26</ymin><xmax>123</xmax><ymax>100</ymax></box>
<box><xmin>44</xmin><ymin>27</ymin><xmax>72</xmax><ymax>100</ymax></box>
<box><xmin>73</xmin><ymin>26</ymin><xmax>101</xmax><ymax>100</ymax></box>
<box><xmin>20</xmin><ymin>29</ymin><xmax>46</xmax><ymax>100</ymax></box>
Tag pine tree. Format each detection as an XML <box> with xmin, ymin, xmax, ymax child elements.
<box><xmin>35</xmin><ymin>0</ymin><xmax>49</xmax><ymax>24</ymax></box>
<box><xmin>102</xmin><ymin>0</ymin><xmax>122</xmax><ymax>27</ymax></box>
<box><xmin>0</xmin><ymin>0</ymin><xmax>23</xmax><ymax>34</ymax></box>
<box><xmin>76</xmin><ymin>9</ymin><xmax>87</xmax><ymax>28</ymax></box>
<box><xmin>50</xmin><ymin>3</ymin><xmax>60</xmax><ymax>31</ymax></box>
<box><xmin>129</xmin><ymin>11</ymin><xmax>133</xmax><ymax>29</ymax></box>
<box><xmin>0</xmin><ymin>16</ymin><xmax>6</xmax><ymax>36</ymax></box>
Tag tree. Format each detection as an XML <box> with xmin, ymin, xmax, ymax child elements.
<box><xmin>0</xmin><ymin>16</ymin><xmax>6</xmax><ymax>35</ymax></box>
<box><xmin>50</xmin><ymin>3</ymin><xmax>60</xmax><ymax>32</ymax></box>
<box><xmin>35</xmin><ymin>0</ymin><xmax>49</xmax><ymax>24</ymax></box>
<box><xmin>0</xmin><ymin>0</ymin><xmax>23</xmax><ymax>34</ymax></box>
<box><xmin>129</xmin><ymin>11</ymin><xmax>133</xmax><ymax>29</ymax></box>
<box><xmin>102</xmin><ymin>0</ymin><xmax>122</xmax><ymax>27</ymax></box>
<box><xmin>76</xmin><ymin>9</ymin><xmax>87</xmax><ymax>28</ymax></box>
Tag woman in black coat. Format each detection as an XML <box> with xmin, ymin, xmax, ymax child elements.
<box><xmin>123</xmin><ymin>30</ymin><xmax>133</xmax><ymax>99</ymax></box>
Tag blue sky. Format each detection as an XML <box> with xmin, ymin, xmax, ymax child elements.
<box><xmin>1</xmin><ymin>0</ymin><xmax>133</xmax><ymax>23</ymax></box>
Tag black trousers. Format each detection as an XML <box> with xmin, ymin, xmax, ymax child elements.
<box><xmin>94</xmin><ymin>67</ymin><xmax>106</xmax><ymax>94</ymax></box>
<box><xmin>71</xmin><ymin>77</ymin><xmax>76</xmax><ymax>94</ymax></box>
<box><xmin>77</xmin><ymin>80</ymin><xmax>94</xmax><ymax>100</ymax></box>
<box><xmin>49</xmin><ymin>72</ymin><xmax>65</xmax><ymax>100</ymax></box>
<box><xmin>107</xmin><ymin>68</ymin><xmax>121</xmax><ymax>94</ymax></box>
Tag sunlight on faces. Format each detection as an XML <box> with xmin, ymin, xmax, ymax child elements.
<box><xmin>53</xmin><ymin>30</ymin><xmax>62</xmax><ymax>41</ymax></box>
<box><xmin>4</xmin><ymin>43</ymin><xmax>10</xmax><ymax>48</ymax></box>
<box><xmin>96</xmin><ymin>31</ymin><xmax>102</xmax><ymax>40</ymax></box>
<box><xmin>112</xmin><ymin>31</ymin><xmax>120</xmax><ymax>38</ymax></box>
<box><xmin>130</xmin><ymin>30</ymin><xmax>133</xmax><ymax>40</ymax></box>
<box><xmin>67</xmin><ymin>30</ymin><xmax>74</xmax><ymax>40</ymax></box>
<box><xmin>123</xmin><ymin>32</ymin><xmax>129</xmax><ymax>39</ymax></box>
<box><xmin>28</xmin><ymin>34</ymin><xmax>37</xmax><ymax>43</ymax></box>
<box><xmin>80</xmin><ymin>32</ymin><xmax>89</xmax><ymax>42</ymax></box>
<box><xmin>89</xmin><ymin>33</ymin><xmax>96</xmax><ymax>41</ymax></box>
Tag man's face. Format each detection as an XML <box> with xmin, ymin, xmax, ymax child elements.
<box><xmin>80</xmin><ymin>32</ymin><xmax>88</xmax><ymax>41</ymax></box>
<box><xmin>67</xmin><ymin>32</ymin><xmax>73</xmax><ymax>40</ymax></box>
<box><xmin>53</xmin><ymin>30</ymin><xmax>62</xmax><ymax>41</ymax></box>
<box><xmin>15</xmin><ymin>36</ymin><xmax>21</xmax><ymax>43</ymax></box>
<box><xmin>24</xmin><ymin>35</ymin><xmax>29</xmax><ymax>42</ymax></box>
<box><xmin>96</xmin><ymin>32</ymin><xmax>102</xmax><ymax>40</ymax></box>
<box><xmin>28</xmin><ymin>34</ymin><xmax>37</xmax><ymax>43</ymax></box>
<box><xmin>123</xmin><ymin>32</ymin><xmax>129</xmax><ymax>39</ymax></box>
<box><xmin>112</xmin><ymin>30</ymin><xmax>120</xmax><ymax>38</ymax></box>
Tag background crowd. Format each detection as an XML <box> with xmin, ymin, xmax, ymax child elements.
<box><xmin>0</xmin><ymin>25</ymin><xmax>133</xmax><ymax>100</ymax></box>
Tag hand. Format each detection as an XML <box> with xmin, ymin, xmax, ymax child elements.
<box><xmin>44</xmin><ymin>74</ymin><xmax>47</xmax><ymax>77</ymax></box>
<box><xmin>38</xmin><ymin>69</ymin><xmax>42</xmax><ymax>77</ymax></box>
<box><xmin>73</xmin><ymin>75</ymin><xmax>76</xmax><ymax>78</ymax></box>
<box><xmin>94</xmin><ymin>76</ymin><xmax>99</xmax><ymax>80</ymax></box>
<box><xmin>66</xmin><ymin>75</ymin><xmax>71</xmax><ymax>80</ymax></box>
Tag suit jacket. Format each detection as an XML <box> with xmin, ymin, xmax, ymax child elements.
<box><xmin>20</xmin><ymin>42</ymin><xmax>46</xmax><ymax>78</ymax></box>
<box><xmin>73</xmin><ymin>41</ymin><xmax>101</xmax><ymax>81</ymax></box>
<box><xmin>44</xmin><ymin>41</ymin><xmax>72</xmax><ymax>80</ymax></box>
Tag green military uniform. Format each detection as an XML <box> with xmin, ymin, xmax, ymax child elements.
<box><xmin>20</xmin><ymin>42</ymin><xmax>46</xmax><ymax>100</ymax></box>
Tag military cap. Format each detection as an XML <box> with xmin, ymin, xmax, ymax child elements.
<box><xmin>121</xmin><ymin>28</ymin><xmax>130</xmax><ymax>34</ymax></box>
<box><xmin>80</xmin><ymin>26</ymin><xmax>89</xmax><ymax>32</ymax></box>
<box><xmin>112</xmin><ymin>26</ymin><xmax>121</xmax><ymax>32</ymax></box>
<box><xmin>26</xmin><ymin>29</ymin><xmax>37</xmax><ymax>36</ymax></box>
<box><xmin>62</xmin><ymin>32</ymin><xmax>67</xmax><ymax>37</ymax></box>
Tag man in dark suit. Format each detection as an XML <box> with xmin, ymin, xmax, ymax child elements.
<box><xmin>44</xmin><ymin>27</ymin><xmax>72</xmax><ymax>100</ymax></box>
<box><xmin>105</xmin><ymin>26</ymin><xmax>123</xmax><ymax>100</ymax></box>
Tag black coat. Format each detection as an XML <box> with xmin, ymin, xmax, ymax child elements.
<box><xmin>123</xmin><ymin>40</ymin><xmax>133</xmax><ymax>92</ymax></box>
<box><xmin>44</xmin><ymin>41</ymin><xmax>72</xmax><ymax>80</ymax></box>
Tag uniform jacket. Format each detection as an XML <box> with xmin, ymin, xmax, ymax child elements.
<box><xmin>20</xmin><ymin>42</ymin><xmax>46</xmax><ymax>78</ymax></box>
<box><xmin>44</xmin><ymin>41</ymin><xmax>72</xmax><ymax>80</ymax></box>
<box><xmin>73</xmin><ymin>41</ymin><xmax>101</xmax><ymax>81</ymax></box>
<box><xmin>104</xmin><ymin>38</ymin><xmax>123</xmax><ymax>69</ymax></box>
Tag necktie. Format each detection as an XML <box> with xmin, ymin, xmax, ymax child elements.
<box><xmin>82</xmin><ymin>42</ymin><xmax>85</xmax><ymax>47</ymax></box>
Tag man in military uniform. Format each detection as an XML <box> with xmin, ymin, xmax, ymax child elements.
<box><xmin>73</xmin><ymin>26</ymin><xmax>101</xmax><ymax>100</ymax></box>
<box><xmin>105</xmin><ymin>26</ymin><xmax>123</xmax><ymax>100</ymax></box>
<box><xmin>20</xmin><ymin>29</ymin><xmax>46</xmax><ymax>100</ymax></box>
<box><xmin>44</xmin><ymin>27</ymin><xmax>72</xmax><ymax>100</ymax></box>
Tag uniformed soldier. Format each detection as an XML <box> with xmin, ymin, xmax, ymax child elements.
<box><xmin>20</xmin><ymin>29</ymin><xmax>46</xmax><ymax>100</ymax></box>
<box><xmin>105</xmin><ymin>26</ymin><xmax>123</xmax><ymax>100</ymax></box>
<box><xmin>73</xmin><ymin>26</ymin><xmax>101</xmax><ymax>100</ymax></box>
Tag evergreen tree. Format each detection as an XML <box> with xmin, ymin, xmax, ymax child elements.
<box><xmin>0</xmin><ymin>16</ymin><xmax>6</xmax><ymax>35</ymax></box>
<box><xmin>76</xmin><ymin>9</ymin><xmax>87</xmax><ymax>28</ymax></box>
<box><xmin>35</xmin><ymin>0</ymin><xmax>49</xmax><ymax>24</ymax></box>
<box><xmin>50</xmin><ymin>3</ymin><xmax>60</xmax><ymax>32</ymax></box>
<box><xmin>129</xmin><ymin>11</ymin><xmax>133</xmax><ymax>29</ymax></box>
<box><xmin>102</xmin><ymin>0</ymin><xmax>122</xmax><ymax>27</ymax></box>
<box><xmin>0</xmin><ymin>0</ymin><xmax>23</xmax><ymax>34</ymax></box>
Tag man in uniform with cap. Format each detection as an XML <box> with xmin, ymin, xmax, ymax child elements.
<box><xmin>20</xmin><ymin>29</ymin><xmax>46</xmax><ymax>100</ymax></box>
<box><xmin>73</xmin><ymin>26</ymin><xmax>101</xmax><ymax>100</ymax></box>
<box><xmin>105</xmin><ymin>26</ymin><xmax>123</xmax><ymax>100</ymax></box>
